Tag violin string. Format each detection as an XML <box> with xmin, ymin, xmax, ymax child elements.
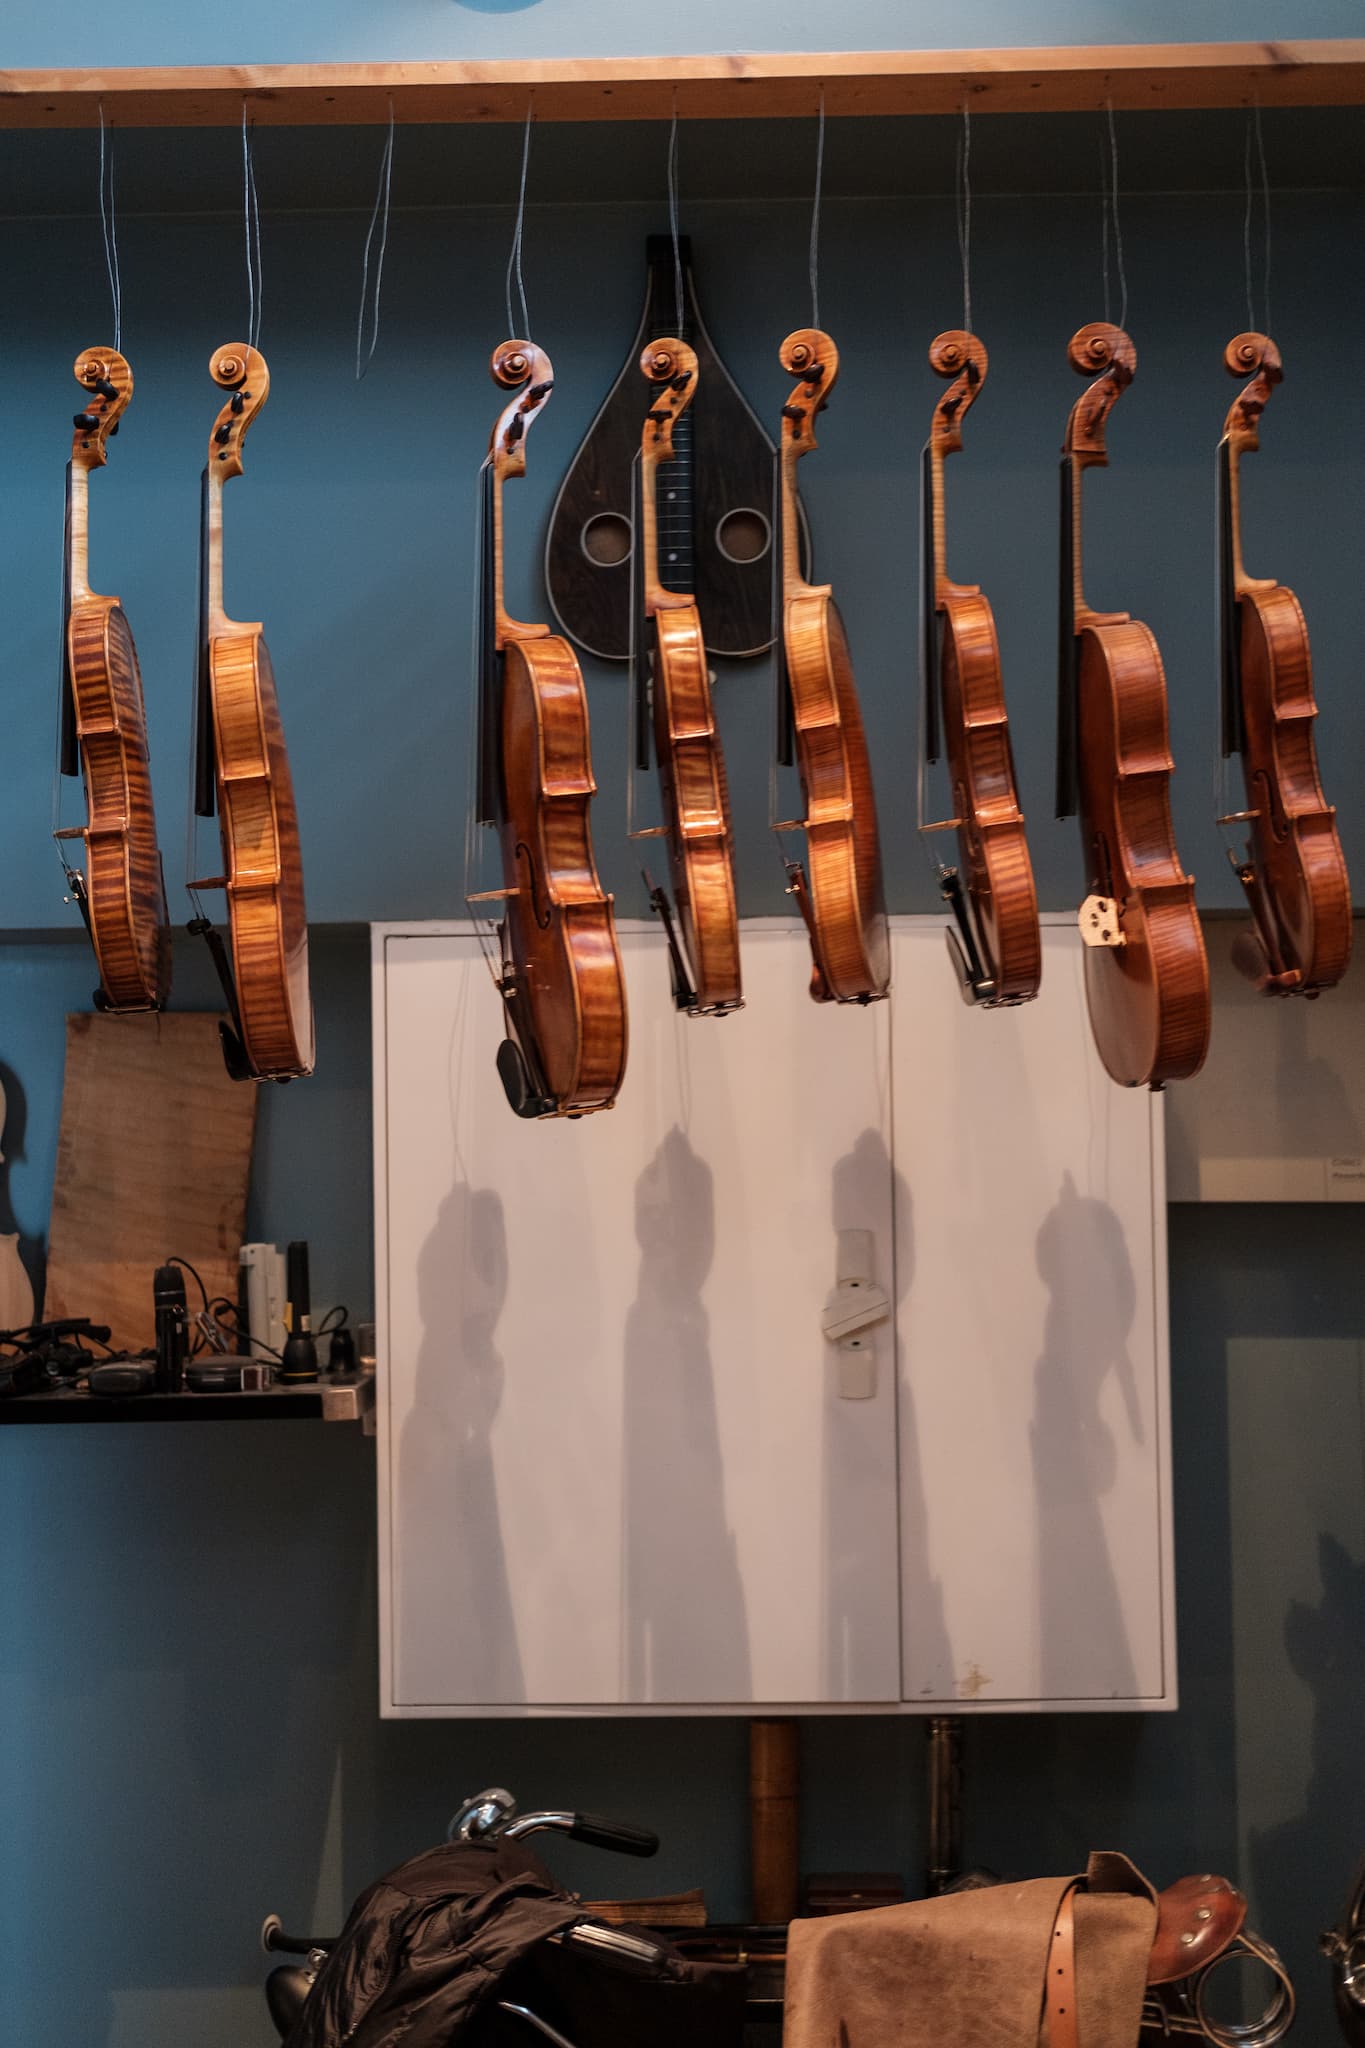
<box><xmin>667</xmin><ymin>97</ymin><xmax>683</xmax><ymax>337</ymax></box>
<box><xmin>98</xmin><ymin>104</ymin><xmax>122</xmax><ymax>353</ymax></box>
<box><xmin>1105</xmin><ymin>99</ymin><xmax>1128</xmax><ymax>332</ymax></box>
<box><xmin>956</xmin><ymin>103</ymin><xmax>972</xmax><ymax>337</ymax></box>
<box><xmin>505</xmin><ymin>97</ymin><xmax>533</xmax><ymax>342</ymax></box>
<box><xmin>809</xmin><ymin>87</ymin><xmax>825</xmax><ymax>332</ymax></box>
<box><xmin>241</xmin><ymin>104</ymin><xmax>263</xmax><ymax>354</ymax></box>
<box><xmin>355</xmin><ymin>99</ymin><xmax>395</xmax><ymax>381</ymax></box>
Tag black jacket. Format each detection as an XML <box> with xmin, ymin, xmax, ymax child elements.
<box><xmin>284</xmin><ymin>1838</ymin><xmax>583</xmax><ymax>2047</ymax></box>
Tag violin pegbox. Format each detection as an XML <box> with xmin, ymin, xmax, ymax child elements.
<box><xmin>639</xmin><ymin>337</ymin><xmax>698</xmax><ymax>457</ymax></box>
<box><xmin>488</xmin><ymin>338</ymin><xmax>555</xmax><ymax>480</ymax></box>
<box><xmin>929</xmin><ymin>330</ymin><xmax>987</xmax><ymax>455</ymax></box>
<box><xmin>1065</xmin><ymin>321</ymin><xmax>1137</xmax><ymax>463</ymax></box>
<box><xmin>208</xmin><ymin>343</ymin><xmax>271</xmax><ymax>480</ymax></box>
<box><xmin>71</xmin><ymin>347</ymin><xmax>133</xmax><ymax>467</ymax></box>
<box><xmin>779</xmin><ymin>328</ymin><xmax>840</xmax><ymax>457</ymax></box>
<box><xmin>1222</xmin><ymin>331</ymin><xmax>1283</xmax><ymax>451</ymax></box>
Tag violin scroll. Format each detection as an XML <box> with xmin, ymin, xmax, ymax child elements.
<box><xmin>208</xmin><ymin>343</ymin><xmax>271</xmax><ymax>480</ymax></box>
<box><xmin>1222</xmin><ymin>330</ymin><xmax>1283</xmax><ymax>450</ymax></box>
<box><xmin>1064</xmin><ymin>322</ymin><xmax>1137</xmax><ymax>461</ymax></box>
<box><xmin>71</xmin><ymin>347</ymin><xmax>132</xmax><ymax>468</ymax></box>
<box><xmin>489</xmin><ymin>338</ymin><xmax>555</xmax><ymax>479</ymax></box>
<box><xmin>929</xmin><ymin>329</ymin><xmax>987</xmax><ymax>454</ymax></box>
<box><xmin>778</xmin><ymin>328</ymin><xmax>839</xmax><ymax>455</ymax></box>
<box><xmin>639</xmin><ymin>337</ymin><xmax>698</xmax><ymax>459</ymax></box>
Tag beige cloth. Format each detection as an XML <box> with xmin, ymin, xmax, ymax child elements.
<box><xmin>783</xmin><ymin>1850</ymin><xmax>1157</xmax><ymax>2048</ymax></box>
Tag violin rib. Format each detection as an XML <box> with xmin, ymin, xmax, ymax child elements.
<box><xmin>1062</xmin><ymin>323</ymin><xmax>1210</xmax><ymax>1089</ymax></box>
<box><xmin>778</xmin><ymin>329</ymin><xmax>888</xmax><ymax>1004</ymax></box>
<box><xmin>62</xmin><ymin>348</ymin><xmax>170</xmax><ymax>1011</ymax></box>
<box><xmin>925</xmin><ymin>330</ymin><xmax>1039</xmax><ymax>1005</ymax></box>
<box><xmin>640</xmin><ymin>339</ymin><xmax>743</xmax><ymax>1014</ymax></box>
<box><xmin>484</xmin><ymin>339</ymin><xmax>627</xmax><ymax>1115</ymax></box>
<box><xmin>202</xmin><ymin>345</ymin><xmax>314</xmax><ymax>1080</ymax></box>
<box><xmin>1220</xmin><ymin>331</ymin><xmax>1351</xmax><ymax>996</ymax></box>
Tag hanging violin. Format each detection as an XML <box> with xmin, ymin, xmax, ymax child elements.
<box><xmin>920</xmin><ymin>329</ymin><xmax>1040</xmax><ymax>1006</ymax></box>
<box><xmin>634</xmin><ymin>339</ymin><xmax>743</xmax><ymax>1016</ymax></box>
<box><xmin>1217</xmin><ymin>331</ymin><xmax>1351</xmax><ymax>995</ymax></box>
<box><xmin>56</xmin><ymin>347</ymin><xmax>170</xmax><ymax>1012</ymax></box>
<box><xmin>775</xmin><ymin>328</ymin><xmax>889</xmax><ymax>1004</ymax></box>
<box><xmin>471</xmin><ymin>338</ymin><xmax>627</xmax><ymax>1118</ymax></box>
<box><xmin>1057</xmin><ymin>322</ymin><xmax>1210</xmax><ymax>1089</ymax></box>
<box><xmin>190</xmin><ymin>344</ymin><xmax>314</xmax><ymax>1082</ymax></box>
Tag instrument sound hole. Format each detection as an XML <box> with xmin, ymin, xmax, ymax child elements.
<box><xmin>715</xmin><ymin>507</ymin><xmax>771</xmax><ymax>565</ymax></box>
<box><xmin>580</xmin><ymin>512</ymin><xmax>632</xmax><ymax>567</ymax></box>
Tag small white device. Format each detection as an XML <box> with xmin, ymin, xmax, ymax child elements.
<box><xmin>239</xmin><ymin>1242</ymin><xmax>287</xmax><ymax>1363</ymax></box>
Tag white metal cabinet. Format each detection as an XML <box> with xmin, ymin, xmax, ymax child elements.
<box><xmin>374</xmin><ymin>916</ymin><xmax>1174</xmax><ymax>1716</ymax></box>
<box><xmin>375</xmin><ymin>921</ymin><xmax>899</xmax><ymax>1713</ymax></box>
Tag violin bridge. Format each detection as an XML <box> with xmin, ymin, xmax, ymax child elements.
<box><xmin>627</xmin><ymin>826</ymin><xmax>670</xmax><ymax>840</ymax></box>
<box><xmin>466</xmin><ymin>886</ymin><xmax>520</xmax><ymax>903</ymax></box>
<box><xmin>52</xmin><ymin>826</ymin><xmax>86</xmax><ymax>842</ymax></box>
<box><xmin>1217</xmin><ymin>807</ymin><xmax>1260</xmax><ymax>826</ymax></box>
<box><xmin>187</xmin><ymin>874</ymin><xmax>229</xmax><ymax>892</ymax></box>
<box><xmin>1078</xmin><ymin>894</ymin><xmax>1125</xmax><ymax>948</ymax></box>
<box><xmin>918</xmin><ymin>816</ymin><xmax>964</xmax><ymax>835</ymax></box>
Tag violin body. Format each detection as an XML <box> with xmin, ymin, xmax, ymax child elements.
<box><xmin>1060</xmin><ymin>323</ymin><xmax>1209</xmax><ymax>1089</ymax></box>
<box><xmin>640</xmin><ymin>339</ymin><xmax>742</xmax><ymax>1015</ymax></box>
<box><xmin>1075</xmin><ymin>618</ymin><xmax>1210</xmax><ymax>1086</ymax></box>
<box><xmin>61</xmin><ymin>348</ymin><xmax>169</xmax><ymax>1011</ymax></box>
<box><xmin>200</xmin><ymin>345</ymin><xmax>313</xmax><ymax>1081</ymax></box>
<box><xmin>1220</xmin><ymin>332</ymin><xmax>1350</xmax><ymax>995</ymax></box>
<box><xmin>924</xmin><ymin>330</ymin><xmax>1038</xmax><ymax>1006</ymax></box>
<box><xmin>778</xmin><ymin>330</ymin><xmax>887</xmax><ymax>1003</ymax></box>
<box><xmin>484</xmin><ymin>341</ymin><xmax>626</xmax><ymax>1116</ymax></box>
<box><xmin>208</xmin><ymin>624</ymin><xmax>314</xmax><ymax>1077</ymax></box>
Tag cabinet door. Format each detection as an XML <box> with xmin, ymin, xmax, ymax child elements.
<box><xmin>376</xmin><ymin>923</ymin><xmax>899</xmax><ymax>1713</ymax></box>
<box><xmin>891</xmin><ymin>922</ymin><xmax>1174</xmax><ymax>1709</ymax></box>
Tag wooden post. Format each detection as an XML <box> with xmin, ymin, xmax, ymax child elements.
<box><xmin>750</xmin><ymin>1717</ymin><xmax>800</xmax><ymax>1925</ymax></box>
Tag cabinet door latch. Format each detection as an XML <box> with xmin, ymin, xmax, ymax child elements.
<box><xmin>822</xmin><ymin>1228</ymin><xmax>890</xmax><ymax>1399</ymax></box>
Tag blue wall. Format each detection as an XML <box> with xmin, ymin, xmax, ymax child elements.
<box><xmin>0</xmin><ymin>13</ymin><xmax>1362</xmax><ymax>2045</ymax></box>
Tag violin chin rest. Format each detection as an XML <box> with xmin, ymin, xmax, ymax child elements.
<box><xmin>496</xmin><ymin>1038</ymin><xmax>554</xmax><ymax>1120</ymax></box>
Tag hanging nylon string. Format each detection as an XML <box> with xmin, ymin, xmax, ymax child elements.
<box><xmin>505</xmin><ymin>98</ymin><xmax>533</xmax><ymax>341</ymax></box>
<box><xmin>1096</xmin><ymin>99</ymin><xmax>1129</xmax><ymax>329</ymax></box>
<box><xmin>1243</xmin><ymin>103</ymin><xmax>1273</xmax><ymax>335</ymax></box>
<box><xmin>241</xmin><ymin>105</ymin><xmax>263</xmax><ymax>353</ymax></box>
<box><xmin>667</xmin><ymin>98</ymin><xmax>683</xmax><ymax>335</ymax></box>
<box><xmin>956</xmin><ymin>104</ymin><xmax>972</xmax><ymax>335</ymax></box>
<box><xmin>355</xmin><ymin>100</ymin><xmax>395</xmax><ymax>380</ymax></box>
<box><xmin>98</xmin><ymin>104</ymin><xmax>122</xmax><ymax>352</ymax></box>
<box><xmin>809</xmin><ymin>89</ymin><xmax>825</xmax><ymax>330</ymax></box>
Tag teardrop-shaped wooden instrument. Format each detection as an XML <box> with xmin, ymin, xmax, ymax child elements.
<box><xmin>191</xmin><ymin>344</ymin><xmax>313</xmax><ymax>1081</ymax></box>
<box><xmin>921</xmin><ymin>329</ymin><xmax>1040</xmax><ymax>1006</ymax></box>
<box><xmin>57</xmin><ymin>346</ymin><xmax>170</xmax><ymax>1011</ymax></box>
<box><xmin>474</xmin><ymin>338</ymin><xmax>627</xmax><ymax>1118</ymax></box>
<box><xmin>637</xmin><ymin>339</ymin><xmax>742</xmax><ymax>1015</ymax></box>
<box><xmin>777</xmin><ymin>328</ymin><xmax>888</xmax><ymax>1004</ymax></box>
<box><xmin>1218</xmin><ymin>331</ymin><xmax>1351</xmax><ymax>995</ymax></box>
<box><xmin>1058</xmin><ymin>322</ymin><xmax>1210</xmax><ymax>1088</ymax></box>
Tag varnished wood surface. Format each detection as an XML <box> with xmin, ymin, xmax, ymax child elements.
<box><xmin>1220</xmin><ymin>330</ymin><xmax>1351</xmax><ymax>995</ymax></box>
<box><xmin>641</xmin><ymin>339</ymin><xmax>743</xmax><ymax>1014</ymax></box>
<box><xmin>488</xmin><ymin>339</ymin><xmax>627</xmax><ymax>1115</ymax></box>
<box><xmin>4</xmin><ymin>43</ymin><xmax>1365</xmax><ymax>127</ymax></box>
<box><xmin>65</xmin><ymin>347</ymin><xmax>170</xmax><ymax>1012</ymax></box>
<box><xmin>778</xmin><ymin>329</ymin><xmax>888</xmax><ymax>1005</ymax></box>
<box><xmin>927</xmin><ymin>329</ymin><xmax>1040</xmax><ymax>1004</ymax></box>
<box><xmin>45</xmin><ymin>1012</ymin><xmax>257</xmax><ymax>1350</ymax></box>
<box><xmin>1064</xmin><ymin>322</ymin><xmax>1210</xmax><ymax>1088</ymax></box>
<box><xmin>204</xmin><ymin>344</ymin><xmax>314</xmax><ymax>1080</ymax></box>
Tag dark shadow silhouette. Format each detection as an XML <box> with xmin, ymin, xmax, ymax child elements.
<box><xmin>1249</xmin><ymin>1533</ymin><xmax>1365</xmax><ymax>2042</ymax></box>
<box><xmin>399</xmin><ymin>1177</ymin><xmax>525</xmax><ymax>1702</ymax></box>
<box><xmin>0</xmin><ymin>1060</ymin><xmax>43</xmax><ymax>1315</ymax></box>
<box><xmin>1271</xmin><ymin>993</ymin><xmax>1365</xmax><ymax>1161</ymax></box>
<box><xmin>822</xmin><ymin>1127</ymin><xmax>952</xmax><ymax>1702</ymax></box>
<box><xmin>622</xmin><ymin>1125</ymin><xmax>751</xmax><ymax>1702</ymax></box>
<box><xmin>1031</xmin><ymin>1170</ymin><xmax>1141</xmax><ymax>1700</ymax></box>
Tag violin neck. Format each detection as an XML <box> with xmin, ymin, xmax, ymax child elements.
<box><xmin>1217</xmin><ymin>438</ymin><xmax>1245</xmax><ymax>758</ymax></box>
<box><xmin>1067</xmin><ymin>452</ymin><xmax>1090</xmax><ymax>626</ymax></box>
<box><xmin>640</xmin><ymin>443</ymin><xmax>676</xmax><ymax>613</ymax></box>
<box><xmin>194</xmin><ymin>467</ymin><xmax>217</xmax><ymax>819</ymax></box>
<box><xmin>58</xmin><ymin>465</ymin><xmax>79</xmax><ymax>777</ymax></box>
<box><xmin>476</xmin><ymin>460</ymin><xmax>501</xmax><ymax>823</ymax></box>
<box><xmin>928</xmin><ymin>441</ymin><xmax>950</xmax><ymax>601</ymax></box>
<box><xmin>1223</xmin><ymin>438</ymin><xmax>1254</xmax><ymax>596</ymax></box>
<box><xmin>205</xmin><ymin>461</ymin><xmax>228</xmax><ymax>635</ymax></box>
<box><xmin>491</xmin><ymin>465</ymin><xmax>511</xmax><ymax>648</ymax></box>
<box><xmin>779</xmin><ymin>438</ymin><xmax>808</xmax><ymax>600</ymax></box>
<box><xmin>67</xmin><ymin>459</ymin><xmax>91</xmax><ymax>604</ymax></box>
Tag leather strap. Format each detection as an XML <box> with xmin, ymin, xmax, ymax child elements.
<box><xmin>1041</xmin><ymin>1882</ymin><xmax>1080</xmax><ymax>2048</ymax></box>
